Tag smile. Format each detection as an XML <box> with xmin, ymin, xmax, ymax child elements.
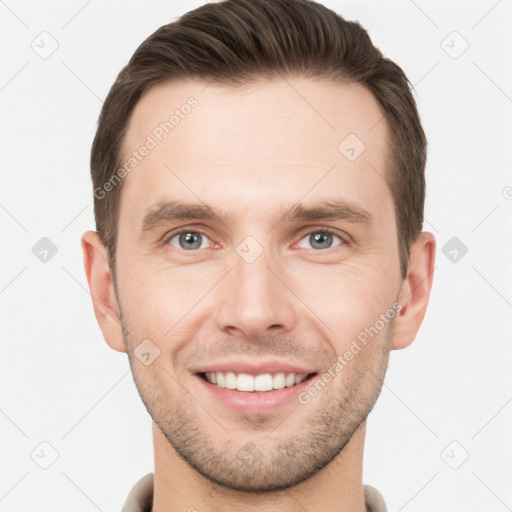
<box><xmin>201</xmin><ymin>371</ymin><xmax>315</xmax><ymax>392</ymax></box>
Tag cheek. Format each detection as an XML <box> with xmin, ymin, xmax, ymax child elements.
<box><xmin>132</xmin><ymin>280</ymin><xmax>189</xmax><ymax>330</ymax></box>
<box><xmin>289</xmin><ymin>260</ymin><xmax>394</xmax><ymax>344</ymax></box>
<box><xmin>121</xmin><ymin>262</ymin><xmax>215</xmax><ymax>350</ymax></box>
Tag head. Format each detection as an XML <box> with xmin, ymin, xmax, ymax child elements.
<box><xmin>82</xmin><ymin>0</ymin><xmax>435</xmax><ymax>493</ymax></box>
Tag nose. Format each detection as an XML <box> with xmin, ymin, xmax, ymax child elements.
<box><xmin>215</xmin><ymin>246</ymin><xmax>296</xmax><ymax>339</ymax></box>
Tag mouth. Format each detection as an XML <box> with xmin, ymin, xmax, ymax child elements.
<box><xmin>194</xmin><ymin>370</ymin><xmax>318</xmax><ymax>414</ymax></box>
<box><xmin>191</xmin><ymin>359</ymin><xmax>319</xmax><ymax>414</ymax></box>
<box><xmin>197</xmin><ymin>371</ymin><xmax>318</xmax><ymax>392</ymax></box>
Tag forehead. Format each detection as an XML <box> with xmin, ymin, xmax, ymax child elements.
<box><xmin>123</xmin><ymin>77</ymin><xmax>388</xmax><ymax>154</ymax></box>
<box><xmin>119</xmin><ymin>77</ymin><xmax>391</xmax><ymax>228</ymax></box>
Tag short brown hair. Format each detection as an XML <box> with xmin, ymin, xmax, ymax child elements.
<box><xmin>90</xmin><ymin>0</ymin><xmax>426</xmax><ymax>281</ymax></box>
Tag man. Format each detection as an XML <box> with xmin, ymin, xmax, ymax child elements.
<box><xmin>81</xmin><ymin>0</ymin><xmax>435</xmax><ymax>510</ymax></box>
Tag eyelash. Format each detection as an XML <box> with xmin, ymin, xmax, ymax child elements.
<box><xmin>163</xmin><ymin>227</ymin><xmax>350</xmax><ymax>251</ymax></box>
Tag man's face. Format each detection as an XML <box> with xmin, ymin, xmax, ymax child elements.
<box><xmin>115</xmin><ymin>78</ymin><xmax>402</xmax><ymax>491</ymax></box>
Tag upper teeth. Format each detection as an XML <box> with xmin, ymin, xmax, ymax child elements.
<box><xmin>204</xmin><ymin>372</ymin><xmax>309</xmax><ymax>392</ymax></box>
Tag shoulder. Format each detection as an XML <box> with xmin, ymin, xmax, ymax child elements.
<box><xmin>121</xmin><ymin>472</ymin><xmax>154</xmax><ymax>512</ymax></box>
<box><xmin>363</xmin><ymin>484</ymin><xmax>387</xmax><ymax>512</ymax></box>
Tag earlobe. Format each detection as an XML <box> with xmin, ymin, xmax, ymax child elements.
<box><xmin>391</xmin><ymin>231</ymin><xmax>436</xmax><ymax>350</ymax></box>
<box><xmin>81</xmin><ymin>230</ymin><xmax>126</xmax><ymax>353</ymax></box>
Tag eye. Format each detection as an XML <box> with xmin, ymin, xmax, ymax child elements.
<box><xmin>296</xmin><ymin>229</ymin><xmax>345</xmax><ymax>250</ymax></box>
<box><xmin>167</xmin><ymin>230</ymin><xmax>212</xmax><ymax>251</ymax></box>
<box><xmin>164</xmin><ymin>228</ymin><xmax>346</xmax><ymax>252</ymax></box>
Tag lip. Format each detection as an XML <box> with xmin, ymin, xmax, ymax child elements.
<box><xmin>194</xmin><ymin>372</ymin><xmax>317</xmax><ymax>414</ymax></box>
<box><xmin>192</xmin><ymin>359</ymin><xmax>317</xmax><ymax>376</ymax></box>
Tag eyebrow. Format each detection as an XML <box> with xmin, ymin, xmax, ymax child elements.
<box><xmin>280</xmin><ymin>201</ymin><xmax>374</xmax><ymax>225</ymax></box>
<box><xmin>139</xmin><ymin>199</ymin><xmax>374</xmax><ymax>234</ymax></box>
<box><xmin>140</xmin><ymin>200</ymin><xmax>230</xmax><ymax>233</ymax></box>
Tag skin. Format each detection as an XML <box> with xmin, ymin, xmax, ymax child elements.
<box><xmin>82</xmin><ymin>77</ymin><xmax>436</xmax><ymax>512</ymax></box>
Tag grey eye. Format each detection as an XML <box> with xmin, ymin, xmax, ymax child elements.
<box><xmin>297</xmin><ymin>231</ymin><xmax>343</xmax><ymax>250</ymax></box>
<box><xmin>169</xmin><ymin>231</ymin><xmax>210</xmax><ymax>250</ymax></box>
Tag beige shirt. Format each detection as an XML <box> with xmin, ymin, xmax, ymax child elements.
<box><xmin>121</xmin><ymin>473</ymin><xmax>388</xmax><ymax>512</ymax></box>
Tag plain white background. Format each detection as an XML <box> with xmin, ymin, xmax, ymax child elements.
<box><xmin>1</xmin><ymin>0</ymin><xmax>511</xmax><ymax>510</ymax></box>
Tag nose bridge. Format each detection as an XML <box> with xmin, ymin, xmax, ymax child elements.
<box><xmin>216</xmin><ymin>237</ymin><xmax>295</xmax><ymax>337</ymax></box>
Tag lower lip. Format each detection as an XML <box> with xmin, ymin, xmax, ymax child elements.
<box><xmin>195</xmin><ymin>373</ymin><xmax>317</xmax><ymax>414</ymax></box>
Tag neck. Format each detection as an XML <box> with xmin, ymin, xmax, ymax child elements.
<box><xmin>151</xmin><ymin>421</ymin><xmax>368</xmax><ymax>512</ymax></box>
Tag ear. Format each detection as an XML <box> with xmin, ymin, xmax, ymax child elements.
<box><xmin>391</xmin><ymin>231</ymin><xmax>436</xmax><ymax>350</ymax></box>
<box><xmin>81</xmin><ymin>230</ymin><xmax>126</xmax><ymax>353</ymax></box>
